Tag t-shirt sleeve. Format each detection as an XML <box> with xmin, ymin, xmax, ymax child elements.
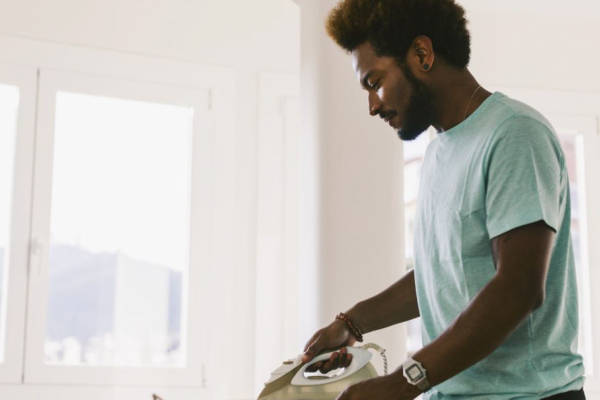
<box><xmin>484</xmin><ymin>115</ymin><xmax>565</xmax><ymax>239</ymax></box>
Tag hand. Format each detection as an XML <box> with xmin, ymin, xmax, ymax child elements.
<box><xmin>302</xmin><ymin>319</ymin><xmax>357</xmax><ymax>367</ymax></box>
<box><xmin>336</xmin><ymin>369</ymin><xmax>422</xmax><ymax>400</ymax></box>
<box><xmin>305</xmin><ymin>346</ymin><xmax>353</xmax><ymax>373</ymax></box>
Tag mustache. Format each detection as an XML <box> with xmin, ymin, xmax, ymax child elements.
<box><xmin>379</xmin><ymin>110</ymin><xmax>397</xmax><ymax>120</ymax></box>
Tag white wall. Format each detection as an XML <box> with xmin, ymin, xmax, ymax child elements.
<box><xmin>464</xmin><ymin>6</ymin><xmax>600</xmax><ymax>92</ymax></box>
<box><xmin>460</xmin><ymin>0</ymin><xmax>600</xmax><ymax>21</ymax></box>
<box><xmin>294</xmin><ymin>0</ymin><xmax>407</xmax><ymax>378</ymax></box>
<box><xmin>0</xmin><ymin>0</ymin><xmax>300</xmax><ymax>71</ymax></box>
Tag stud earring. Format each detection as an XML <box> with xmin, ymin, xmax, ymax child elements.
<box><xmin>423</xmin><ymin>64</ymin><xmax>430</xmax><ymax>71</ymax></box>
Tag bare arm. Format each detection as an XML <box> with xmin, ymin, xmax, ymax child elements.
<box><xmin>302</xmin><ymin>268</ymin><xmax>420</xmax><ymax>367</ymax></box>
<box><xmin>346</xmin><ymin>268</ymin><xmax>420</xmax><ymax>334</ymax></box>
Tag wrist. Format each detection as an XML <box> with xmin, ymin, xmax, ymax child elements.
<box><xmin>345</xmin><ymin>303</ymin><xmax>371</xmax><ymax>334</ymax></box>
<box><xmin>401</xmin><ymin>356</ymin><xmax>432</xmax><ymax>393</ymax></box>
<box><xmin>392</xmin><ymin>368</ymin><xmax>424</xmax><ymax>399</ymax></box>
<box><xmin>336</xmin><ymin>311</ymin><xmax>364</xmax><ymax>342</ymax></box>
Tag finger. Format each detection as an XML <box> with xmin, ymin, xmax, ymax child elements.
<box><xmin>330</xmin><ymin>351</ymin><xmax>339</xmax><ymax>370</ymax></box>
<box><xmin>338</xmin><ymin>347</ymin><xmax>347</xmax><ymax>367</ymax></box>
<box><xmin>305</xmin><ymin>361</ymin><xmax>323</xmax><ymax>373</ymax></box>
<box><xmin>313</xmin><ymin>354</ymin><xmax>333</xmax><ymax>374</ymax></box>
<box><xmin>318</xmin><ymin>353</ymin><xmax>336</xmax><ymax>374</ymax></box>
<box><xmin>302</xmin><ymin>337</ymin><xmax>323</xmax><ymax>363</ymax></box>
<box><xmin>333</xmin><ymin>352</ymin><xmax>342</xmax><ymax>369</ymax></box>
<box><xmin>339</xmin><ymin>347</ymin><xmax>353</xmax><ymax>368</ymax></box>
<box><xmin>315</xmin><ymin>351</ymin><xmax>340</xmax><ymax>374</ymax></box>
<box><xmin>323</xmin><ymin>351</ymin><xmax>340</xmax><ymax>372</ymax></box>
<box><xmin>345</xmin><ymin>353</ymin><xmax>353</xmax><ymax>368</ymax></box>
<box><xmin>303</xmin><ymin>332</ymin><xmax>320</xmax><ymax>353</ymax></box>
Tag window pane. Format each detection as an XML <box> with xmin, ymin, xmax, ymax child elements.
<box><xmin>557</xmin><ymin>133</ymin><xmax>594</xmax><ymax>376</ymax></box>
<box><xmin>0</xmin><ymin>84</ymin><xmax>19</xmax><ymax>364</ymax></box>
<box><xmin>404</xmin><ymin>131</ymin><xmax>430</xmax><ymax>356</ymax></box>
<box><xmin>45</xmin><ymin>91</ymin><xmax>193</xmax><ymax>367</ymax></box>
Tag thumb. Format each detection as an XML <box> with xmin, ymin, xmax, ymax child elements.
<box><xmin>302</xmin><ymin>338</ymin><xmax>323</xmax><ymax>363</ymax></box>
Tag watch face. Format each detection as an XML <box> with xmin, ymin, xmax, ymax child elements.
<box><xmin>407</xmin><ymin>364</ymin><xmax>425</xmax><ymax>381</ymax></box>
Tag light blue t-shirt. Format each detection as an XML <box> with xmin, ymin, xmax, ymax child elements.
<box><xmin>413</xmin><ymin>91</ymin><xmax>585</xmax><ymax>400</ymax></box>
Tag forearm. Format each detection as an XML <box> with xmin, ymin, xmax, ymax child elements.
<box><xmin>411</xmin><ymin>273</ymin><xmax>542</xmax><ymax>388</ymax></box>
<box><xmin>346</xmin><ymin>269</ymin><xmax>420</xmax><ymax>334</ymax></box>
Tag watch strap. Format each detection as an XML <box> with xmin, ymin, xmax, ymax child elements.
<box><xmin>402</xmin><ymin>357</ymin><xmax>432</xmax><ymax>392</ymax></box>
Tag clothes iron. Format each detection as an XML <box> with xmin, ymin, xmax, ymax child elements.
<box><xmin>257</xmin><ymin>343</ymin><xmax>387</xmax><ymax>400</ymax></box>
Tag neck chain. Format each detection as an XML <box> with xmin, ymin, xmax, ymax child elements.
<box><xmin>464</xmin><ymin>85</ymin><xmax>482</xmax><ymax>121</ymax></box>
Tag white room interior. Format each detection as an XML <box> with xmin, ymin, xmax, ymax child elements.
<box><xmin>0</xmin><ymin>0</ymin><xmax>599</xmax><ymax>399</ymax></box>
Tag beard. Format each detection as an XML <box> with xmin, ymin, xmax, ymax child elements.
<box><xmin>395</xmin><ymin>62</ymin><xmax>435</xmax><ymax>141</ymax></box>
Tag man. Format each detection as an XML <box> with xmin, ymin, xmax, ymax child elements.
<box><xmin>300</xmin><ymin>0</ymin><xmax>586</xmax><ymax>399</ymax></box>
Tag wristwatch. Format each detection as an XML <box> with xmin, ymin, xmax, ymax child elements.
<box><xmin>402</xmin><ymin>357</ymin><xmax>431</xmax><ymax>392</ymax></box>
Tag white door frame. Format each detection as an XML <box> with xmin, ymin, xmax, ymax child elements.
<box><xmin>0</xmin><ymin>62</ymin><xmax>37</xmax><ymax>384</ymax></box>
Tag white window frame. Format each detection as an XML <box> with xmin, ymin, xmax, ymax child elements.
<box><xmin>0</xmin><ymin>34</ymin><xmax>235</xmax><ymax>397</ymax></box>
<box><xmin>0</xmin><ymin>62</ymin><xmax>37</xmax><ymax>384</ymax></box>
<box><xmin>25</xmin><ymin>68</ymin><xmax>211</xmax><ymax>386</ymax></box>
<box><xmin>491</xmin><ymin>86</ymin><xmax>600</xmax><ymax>396</ymax></box>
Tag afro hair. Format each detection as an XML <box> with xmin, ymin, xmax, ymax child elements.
<box><xmin>326</xmin><ymin>0</ymin><xmax>472</xmax><ymax>69</ymax></box>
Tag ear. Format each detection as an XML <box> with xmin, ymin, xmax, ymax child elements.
<box><xmin>410</xmin><ymin>36</ymin><xmax>435</xmax><ymax>73</ymax></box>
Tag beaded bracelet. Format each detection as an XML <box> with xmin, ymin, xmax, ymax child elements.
<box><xmin>335</xmin><ymin>312</ymin><xmax>364</xmax><ymax>342</ymax></box>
